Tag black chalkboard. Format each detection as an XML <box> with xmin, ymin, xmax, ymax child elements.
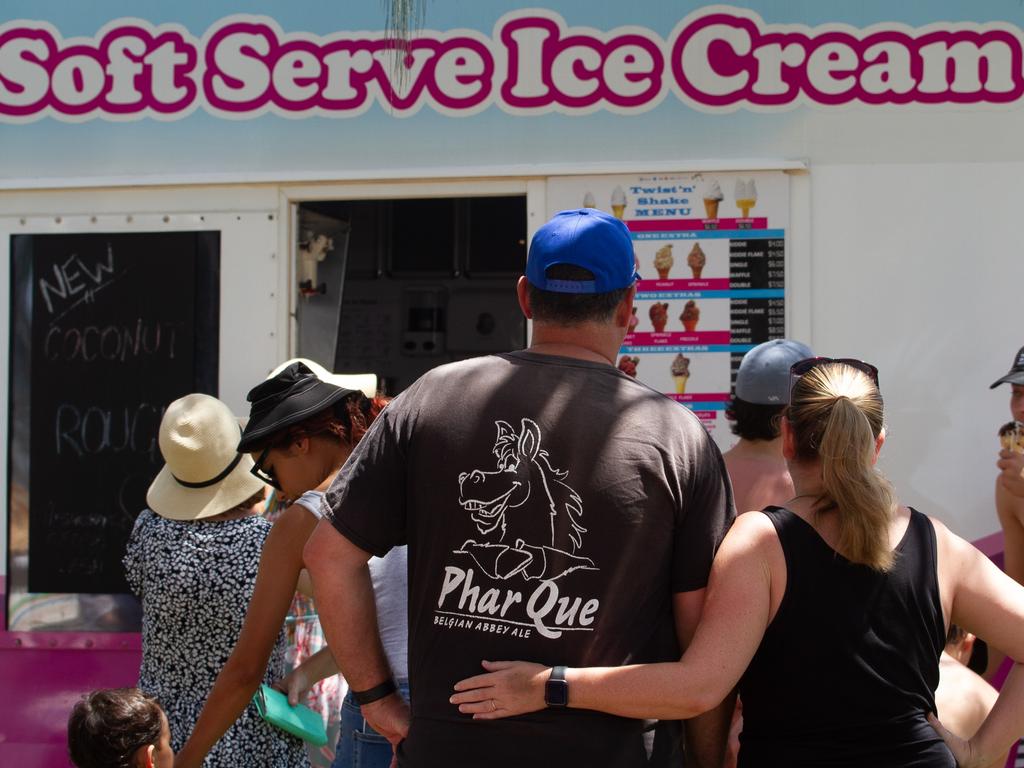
<box><xmin>8</xmin><ymin>232</ymin><xmax>220</xmax><ymax>595</ymax></box>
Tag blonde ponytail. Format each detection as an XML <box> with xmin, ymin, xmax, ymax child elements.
<box><xmin>789</xmin><ymin>363</ymin><xmax>897</xmax><ymax>572</ymax></box>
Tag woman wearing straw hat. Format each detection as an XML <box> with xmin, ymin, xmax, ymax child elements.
<box><xmin>174</xmin><ymin>362</ymin><xmax>406</xmax><ymax>768</ymax></box>
<box><xmin>124</xmin><ymin>393</ymin><xmax>307</xmax><ymax>767</ymax></box>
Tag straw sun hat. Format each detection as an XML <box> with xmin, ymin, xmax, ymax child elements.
<box><xmin>147</xmin><ymin>393</ymin><xmax>267</xmax><ymax>521</ymax></box>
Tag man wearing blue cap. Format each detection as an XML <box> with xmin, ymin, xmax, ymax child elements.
<box><xmin>305</xmin><ymin>209</ymin><xmax>735</xmax><ymax>768</ymax></box>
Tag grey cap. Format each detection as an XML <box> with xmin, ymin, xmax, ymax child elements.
<box><xmin>990</xmin><ymin>345</ymin><xmax>1024</xmax><ymax>389</ymax></box>
<box><xmin>735</xmin><ymin>339</ymin><xmax>814</xmax><ymax>405</ymax></box>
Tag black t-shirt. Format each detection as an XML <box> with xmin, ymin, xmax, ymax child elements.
<box><xmin>325</xmin><ymin>351</ymin><xmax>734</xmax><ymax>767</ymax></box>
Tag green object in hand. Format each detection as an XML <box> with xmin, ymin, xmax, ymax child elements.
<box><xmin>253</xmin><ymin>683</ymin><xmax>329</xmax><ymax>746</ymax></box>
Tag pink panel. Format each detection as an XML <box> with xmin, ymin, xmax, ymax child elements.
<box><xmin>1</xmin><ymin>578</ymin><xmax>142</xmax><ymax>768</ymax></box>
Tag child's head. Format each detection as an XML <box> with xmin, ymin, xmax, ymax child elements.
<box><xmin>68</xmin><ymin>688</ymin><xmax>172</xmax><ymax>768</ymax></box>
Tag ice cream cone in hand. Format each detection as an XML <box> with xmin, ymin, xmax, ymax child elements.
<box><xmin>1000</xmin><ymin>421</ymin><xmax>1024</xmax><ymax>453</ymax></box>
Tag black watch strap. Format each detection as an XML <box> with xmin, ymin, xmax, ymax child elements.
<box><xmin>352</xmin><ymin>678</ymin><xmax>397</xmax><ymax>706</ymax></box>
<box><xmin>545</xmin><ymin>665</ymin><xmax>569</xmax><ymax>708</ymax></box>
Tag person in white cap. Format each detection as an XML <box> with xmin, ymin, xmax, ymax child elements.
<box><xmin>123</xmin><ymin>393</ymin><xmax>306</xmax><ymax>768</ymax></box>
<box><xmin>722</xmin><ymin>339</ymin><xmax>814</xmax><ymax>515</ymax></box>
<box><xmin>174</xmin><ymin>362</ymin><xmax>399</xmax><ymax>768</ymax></box>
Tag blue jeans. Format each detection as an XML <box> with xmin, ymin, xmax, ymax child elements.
<box><xmin>331</xmin><ymin>682</ymin><xmax>410</xmax><ymax>768</ymax></box>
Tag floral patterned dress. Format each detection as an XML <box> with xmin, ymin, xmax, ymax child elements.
<box><xmin>124</xmin><ymin>509</ymin><xmax>308</xmax><ymax>768</ymax></box>
<box><xmin>264</xmin><ymin>491</ymin><xmax>347</xmax><ymax>768</ymax></box>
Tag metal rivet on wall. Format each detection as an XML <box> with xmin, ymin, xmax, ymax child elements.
<box><xmin>54</xmin><ymin>216</ymin><xmax>62</xmax><ymax>224</ymax></box>
<box><xmin>126</xmin><ymin>215</ymin><xmax>133</xmax><ymax>223</ymax></box>
<box><xmin>90</xmin><ymin>216</ymin><xmax>97</xmax><ymax>223</ymax></box>
<box><xmin>163</xmin><ymin>215</ymin><xmax>170</xmax><ymax>223</ymax></box>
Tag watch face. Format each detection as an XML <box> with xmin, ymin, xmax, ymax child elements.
<box><xmin>545</xmin><ymin>679</ymin><xmax>569</xmax><ymax>707</ymax></box>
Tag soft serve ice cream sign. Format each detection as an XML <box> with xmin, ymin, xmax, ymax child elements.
<box><xmin>1</xmin><ymin>5</ymin><xmax>1022</xmax><ymax>122</ymax></box>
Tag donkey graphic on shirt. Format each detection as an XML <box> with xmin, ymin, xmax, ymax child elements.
<box><xmin>456</xmin><ymin>418</ymin><xmax>597</xmax><ymax>582</ymax></box>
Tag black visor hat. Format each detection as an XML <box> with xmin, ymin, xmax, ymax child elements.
<box><xmin>238</xmin><ymin>362</ymin><xmax>359</xmax><ymax>453</ymax></box>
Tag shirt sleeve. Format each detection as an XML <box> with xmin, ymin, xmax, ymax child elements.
<box><xmin>672</xmin><ymin>422</ymin><xmax>736</xmax><ymax>593</ymax></box>
<box><xmin>322</xmin><ymin>402</ymin><xmax>408</xmax><ymax>558</ymax></box>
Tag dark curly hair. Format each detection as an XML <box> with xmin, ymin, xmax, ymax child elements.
<box><xmin>68</xmin><ymin>688</ymin><xmax>164</xmax><ymax>768</ymax></box>
<box><xmin>526</xmin><ymin>264</ymin><xmax>630</xmax><ymax>325</ymax></box>
<box><xmin>725</xmin><ymin>397</ymin><xmax>785</xmax><ymax>441</ymax></box>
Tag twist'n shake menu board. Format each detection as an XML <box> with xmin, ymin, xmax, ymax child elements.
<box><xmin>546</xmin><ymin>172</ymin><xmax>788</xmax><ymax>448</ymax></box>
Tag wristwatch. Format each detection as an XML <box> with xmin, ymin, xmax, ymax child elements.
<box><xmin>544</xmin><ymin>665</ymin><xmax>569</xmax><ymax>708</ymax></box>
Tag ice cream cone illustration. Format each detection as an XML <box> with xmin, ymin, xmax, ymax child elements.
<box><xmin>618</xmin><ymin>355</ymin><xmax>640</xmax><ymax>378</ymax></box>
<box><xmin>582</xmin><ymin>191</ymin><xmax>597</xmax><ymax>209</ymax></box>
<box><xmin>680</xmin><ymin>300</ymin><xmax>699</xmax><ymax>332</ymax></box>
<box><xmin>649</xmin><ymin>302</ymin><xmax>669</xmax><ymax>333</ymax></box>
<box><xmin>703</xmin><ymin>180</ymin><xmax>723</xmax><ymax>219</ymax></box>
<box><xmin>687</xmin><ymin>243</ymin><xmax>706</xmax><ymax>279</ymax></box>
<box><xmin>671</xmin><ymin>353</ymin><xmax>691</xmax><ymax>394</ymax></box>
<box><xmin>735</xmin><ymin>178</ymin><xmax>758</xmax><ymax>218</ymax></box>
<box><xmin>611</xmin><ymin>186</ymin><xmax>627</xmax><ymax>219</ymax></box>
<box><xmin>654</xmin><ymin>244</ymin><xmax>674</xmax><ymax>279</ymax></box>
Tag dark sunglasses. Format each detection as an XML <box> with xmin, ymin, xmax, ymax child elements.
<box><xmin>251</xmin><ymin>446</ymin><xmax>282</xmax><ymax>491</ymax></box>
<box><xmin>789</xmin><ymin>357</ymin><xmax>880</xmax><ymax>394</ymax></box>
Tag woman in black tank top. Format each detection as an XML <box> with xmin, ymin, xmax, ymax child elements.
<box><xmin>451</xmin><ymin>360</ymin><xmax>1024</xmax><ymax>768</ymax></box>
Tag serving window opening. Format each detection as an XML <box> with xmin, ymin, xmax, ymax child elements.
<box><xmin>294</xmin><ymin>195</ymin><xmax>529</xmax><ymax>394</ymax></box>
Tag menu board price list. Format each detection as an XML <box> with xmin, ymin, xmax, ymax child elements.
<box><xmin>729</xmin><ymin>238</ymin><xmax>785</xmax><ymax>346</ymax></box>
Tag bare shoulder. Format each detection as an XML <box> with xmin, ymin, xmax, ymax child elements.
<box><xmin>926</xmin><ymin>513</ymin><xmax>973</xmax><ymax>559</ymax></box>
<box><xmin>264</xmin><ymin>502</ymin><xmax>319</xmax><ymax>552</ymax></box>
<box><xmin>719</xmin><ymin>511</ymin><xmax>779</xmax><ymax>556</ymax></box>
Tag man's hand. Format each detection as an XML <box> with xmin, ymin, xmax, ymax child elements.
<box><xmin>998</xmin><ymin>449</ymin><xmax>1024</xmax><ymax>497</ymax></box>
<box><xmin>362</xmin><ymin>692</ymin><xmax>411</xmax><ymax>767</ymax></box>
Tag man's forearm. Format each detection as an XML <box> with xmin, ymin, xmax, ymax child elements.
<box><xmin>685</xmin><ymin>689</ymin><xmax>735</xmax><ymax>768</ymax></box>
<box><xmin>305</xmin><ymin>523</ymin><xmax>393</xmax><ymax>691</ymax></box>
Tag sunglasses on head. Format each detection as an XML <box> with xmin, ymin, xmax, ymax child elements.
<box><xmin>789</xmin><ymin>357</ymin><xmax>880</xmax><ymax>393</ymax></box>
<box><xmin>251</xmin><ymin>446</ymin><xmax>282</xmax><ymax>491</ymax></box>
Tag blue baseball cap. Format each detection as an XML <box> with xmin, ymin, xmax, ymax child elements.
<box><xmin>526</xmin><ymin>209</ymin><xmax>639</xmax><ymax>294</ymax></box>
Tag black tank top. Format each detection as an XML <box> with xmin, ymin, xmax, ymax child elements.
<box><xmin>737</xmin><ymin>506</ymin><xmax>955</xmax><ymax>768</ymax></box>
